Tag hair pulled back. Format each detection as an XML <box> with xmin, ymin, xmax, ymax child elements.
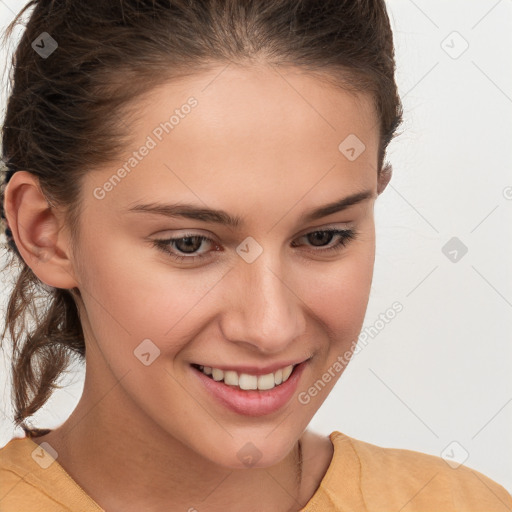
<box><xmin>0</xmin><ymin>0</ymin><xmax>402</xmax><ymax>438</ymax></box>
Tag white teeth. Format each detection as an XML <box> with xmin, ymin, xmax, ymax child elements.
<box><xmin>239</xmin><ymin>373</ymin><xmax>258</xmax><ymax>390</ymax></box>
<box><xmin>282</xmin><ymin>365</ymin><xmax>293</xmax><ymax>381</ymax></box>
<box><xmin>196</xmin><ymin>363</ymin><xmax>296</xmax><ymax>390</ymax></box>
<box><xmin>257</xmin><ymin>373</ymin><xmax>276</xmax><ymax>390</ymax></box>
<box><xmin>223</xmin><ymin>370</ymin><xmax>238</xmax><ymax>386</ymax></box>
<box><xmin>212</xmin><ymin>368</ymin><xmax>224</xmax><ymax>381</ymax></box>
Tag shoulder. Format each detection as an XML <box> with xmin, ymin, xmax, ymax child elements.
<box><xmin>0</xmin><ymin>437</ymin><xmax>66</xmax><ymax>511</ymax></box>
<box><xmin>327</xmin><ymin>431</ymin><xmax>512</xmax><ymax>511</ymax></box>
<box><xmin>0</xmin><ymin>436</ymin><xmax>101</xmax><ymax>512</ymax></box>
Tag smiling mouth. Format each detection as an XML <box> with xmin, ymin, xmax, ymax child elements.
<box><xmin>190</xmin><ymin>363</ymin><xmax>299</xmax><ymax>391</ymax></box>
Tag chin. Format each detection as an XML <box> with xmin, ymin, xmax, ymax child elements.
<box><xmin>198</xmin><ymin>435</ymin><xmax>296</xmax><ymax>470</ymax></box>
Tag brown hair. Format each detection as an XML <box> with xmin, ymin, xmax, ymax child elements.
<box><xmin>0</xmin><ymin>0</ymin><xmax>403</xmax><ymax>438</ymax></box>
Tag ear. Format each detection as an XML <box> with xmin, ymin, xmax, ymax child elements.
<box><xmin>3</xmin><ymin>171</ymin><xmax>80</xmax><ymax>290</ymax></box>
<box><xmin>377</xmin><ymin>162</ymin><xmax>392</xmax><ymax>195</ymax></box>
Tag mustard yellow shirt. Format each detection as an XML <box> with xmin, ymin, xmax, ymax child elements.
<box><xmin>1</xmin><ymin>430</ymin><xmax>511</xmax><ymax>511</ymax></box>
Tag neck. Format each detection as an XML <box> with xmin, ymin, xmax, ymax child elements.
<box><xmin>33</xmin><ymin>362</ymin><xmax>308</xmax><ymax>512</ymax></box>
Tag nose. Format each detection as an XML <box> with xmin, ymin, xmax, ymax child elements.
<box><xmin>219</xmin><ymin>247</ymin><xmax>306</xmax><ymax>355</ymax></box>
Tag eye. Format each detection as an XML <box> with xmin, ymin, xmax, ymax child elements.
<box><xmin>152</xmin><ymin>228</ymin><xmax>358</xmax><ymax>264</ymax></box>
<box><xmin>291</xmin><ymin>228</ymin><xmax>358</xmax><ymax>253</ymax></box>
<box><xmin>152</xmin><ymin>234</ymin><xmax>217</xmax><ymax>263</ymax></box>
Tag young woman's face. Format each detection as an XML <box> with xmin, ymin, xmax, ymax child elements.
<box><xmin>73</xmin><ymin>64</ymin><xmax>383</xmax><ymax>467</ymax></box>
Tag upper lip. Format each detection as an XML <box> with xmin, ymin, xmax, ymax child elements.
<box><xmin>192</xmin><ymin>357</ymin><xmax>310</xmax><ymax>376</ymax></box>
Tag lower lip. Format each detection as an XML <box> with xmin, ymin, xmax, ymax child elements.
<box><xmin>191</xmin><ymin>361</ymin><xmax>308</xmax><ymax>416</ymax></box>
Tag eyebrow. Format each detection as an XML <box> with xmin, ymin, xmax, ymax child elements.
<box><xmin>125</xmin><ymin>189</ymin><xmax>374</xmax><ymax>228</ymax></box>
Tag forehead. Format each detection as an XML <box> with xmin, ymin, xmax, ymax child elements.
<box><xmin>85</xmin><ymin>64</ymin><xmax>379</xmax><ymax>220</ymax></box>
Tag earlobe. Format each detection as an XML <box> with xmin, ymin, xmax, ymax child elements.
<box><xmin>377</xmin><ymin>162</ymin><xmax>393</xmax><ymax>195</ymax></box>
<box><xmin>3</xmin><ymin>171</ymin><xmax>79</xmax><ymax>290</ymax></box>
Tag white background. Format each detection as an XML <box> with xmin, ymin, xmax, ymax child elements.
<box><xmin>1</xmin><ymin>0</ymin><xmax>511</xmax><ymax>495</ymax></box>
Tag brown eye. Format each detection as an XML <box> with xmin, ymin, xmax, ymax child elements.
<box><xmin>152</xmin><ymin>234</ymin><xmax>217</xmax><ymax>263</ymax></box>
<box><xmin>305</xmin><ymin>231</ymin><xmax>337</xmax><ymax>247</ymax></box>
<box><xmin>173</xmin><ymin>236</ymin><xmax>205</xmax><ymax>254</ymax></box>
<box><xmin>292</xmin><ymin>229</ymin><xmax>357</xmax><ymax>252</ymax></box>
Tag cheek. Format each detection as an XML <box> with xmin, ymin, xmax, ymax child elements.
<box><xmin>76</xmin><ymin>223</ymin><xmax>374</xmax><ymax>372</ymax></box>
<box><xmin>74</xmin><ymin>234</ymin><xmax>227</xmax><ymax>371</ymax></box>
<box><xmin>298</xmin><ymin>242</ymin><xmax>375</xmax><ymax>342</ymax></box>
<box><xmin>292</xmin><ymin>249</ymin><xmax>375</xmax><ymax>408</ymax></box>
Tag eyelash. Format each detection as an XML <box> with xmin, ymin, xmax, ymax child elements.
<box><xmin>152</xmin><ymin>228</ymin><xmax>358</xmax><ymax>264</ymax></box>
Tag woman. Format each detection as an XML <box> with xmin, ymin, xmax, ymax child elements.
<box><xmin>0</xmin><ymin>1</ymin><xmax>511</xmax><ymax>510</ymax></box>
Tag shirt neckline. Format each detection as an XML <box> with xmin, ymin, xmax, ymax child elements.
<box><xmin>6</xmin><ymin>430</ymin><xmax>364</xmax><ymax>511</ymax></box>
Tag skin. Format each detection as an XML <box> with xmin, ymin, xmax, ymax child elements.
<box><xmin>4</xmin><ymin>63</ymin><xmax>391</xmax><ymax>511</ymax></box>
